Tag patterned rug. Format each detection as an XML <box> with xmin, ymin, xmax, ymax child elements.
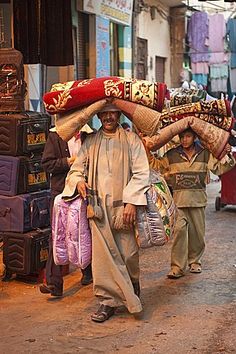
<box><xmin>43</xmin><ymin>76</ymin><xmax>168</xmax><ymax>114</ymax></box>
<box><xmin>160</xmin><ymin>99</ymin><xmax>233</xmax><ymax>131</ymax></box>
<box><xmin>169</xmin><ymin>87</ymin><xmax>207</xmax><ymax>107</ymax></box>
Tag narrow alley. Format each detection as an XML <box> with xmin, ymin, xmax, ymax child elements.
<box><xmin>0</xmin><ymin>180</ymin><xmax>235</xmax><ymax>354</ymax></box>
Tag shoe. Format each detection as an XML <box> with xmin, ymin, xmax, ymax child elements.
<box><xmin>39</xmin><ymin>284</ymin><xmax>63</xmax><ymax>297</ymax></box>
<box><xmin>81</xmin><ymin>264</ymin><xmax>93</xmax><ymax>285</ymax></box>
<box><xmin>81</xmin><ymin>273</ymin><xmax>93</xmax><ymax>285</ymax></box>
<box><xmin>132</xmin><ymin>282</ymin><xmax>141</xmax><ymax>298</ymax></box>
<box><xmin>189</xmin><ymin>263</ymin><xmax>202</xmax><ymax>273</ymax></box>
<box><xmin>91</xmin><ymin>304</ymin><xmax>115</xmax><ymax>323</ymax></box>
<box><xmin>167</xmin><ymin>269</ymin><xmax>184</xmax><ymax>279</ymax></box>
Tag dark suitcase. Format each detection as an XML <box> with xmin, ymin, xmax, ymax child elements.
<box><xmin>0</xmin><ymin>155</ymin><xmax>49</xmax><ymax>196</ymax></box>
<box><xmin>0</xmin><ymin>111</ymin><xmax>51</xmax><ymax>155</ymax></box>
<box><xmin>1</xmin><ymin>228</ymin><xmax>50</xmax><ymax>277</ymax></box>
<box><xmin>0</xmin><ymin>48</ymin><xmax>27</xmax><ymax>112</ymax></box>
<box><xmin>0</xmin><ymin>190</ymin><xmax>51</xmax><ymax>232</ymax></box>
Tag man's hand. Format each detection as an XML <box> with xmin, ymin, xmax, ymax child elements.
<box><xmin>77</xmin><ymin>181</ymin><xmax>89</xmax><ymax>200</ymax></box>
<box><xmin>123</xmin><ymin>203</ymin><xmax>136</xmax><ymax>226</ymax></box>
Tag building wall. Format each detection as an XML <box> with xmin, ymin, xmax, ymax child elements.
<box><xmin>170</xmin><ymin>6</ymin><xmax>186</xmax><ymax>88</ymax></box>
<box><xmin>135</xmin><ymin>1</ymin><xmax>171</xmax><ymax>86</ymax></box>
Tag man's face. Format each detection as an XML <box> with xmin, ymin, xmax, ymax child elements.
<box><xmin>98</xmin><ymin>111</ymin><xmax>120</xmax><ymax>133</ymax></box>
<box><xmin>179</xmin><ymin>131</ymin><xmax>195</xmax><ymax>149</ymax></box>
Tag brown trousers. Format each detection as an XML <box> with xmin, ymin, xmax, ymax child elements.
<box><xmin>171</xmin><ymin>207</ymin><xmax>206</xmax><ymax>273</ymax></box>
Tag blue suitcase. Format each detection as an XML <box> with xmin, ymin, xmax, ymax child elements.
<box><xmin>0</xmin><ymin>154</ymin><xmax>49</xmax><ymax>196</ymax></box>
<box><xmin>0</xmin><ymin>190</ymin><xmax>51</xmax><ymax>232</ymax></box>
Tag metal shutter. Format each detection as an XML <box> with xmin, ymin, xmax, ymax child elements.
<box><xmin>155</xmin><ymin>56</ymin><xmax>165</xmax><ymax>82</ymax></box>
<box><xmin>77</xmin><ymin>11</ymin><xmax>88</xmax><ymax>79</ymax></box>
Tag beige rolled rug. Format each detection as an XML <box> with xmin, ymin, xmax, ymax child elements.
<box><xmin>55</xmin><ymin>99</ymin><xmax>108</xmax><ymax>141</ymax></box>
<box><xmin>55</xmin><ymin>98</ymin><xmax>162</xmax><ymax>141</ymax></box>
<box><xmin>144</xmin><ymin>116</ymin><xmax>230</xmax><ymax>159</ymax></box>
<box><xmin>54</xmin><ymin>97</ymin><xmax>230</xmax><ymax>159</ymax></box>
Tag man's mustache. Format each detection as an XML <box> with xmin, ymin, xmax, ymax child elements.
<box><xmin>103</xmin><ymin>119</ymin><xmax>116</xmax><ymax>123</ymax></box>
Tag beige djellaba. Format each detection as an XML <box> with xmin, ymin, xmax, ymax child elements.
<box><xmin>62</xmin><ymin>127</ymin><xmax>150</xmax><ymax>313</ymax></box>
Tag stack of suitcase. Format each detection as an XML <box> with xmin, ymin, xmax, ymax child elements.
<box><xmin>0</xmin><ymin>49</ymin><xmax>51</xmax><ymax>281</ymax></box>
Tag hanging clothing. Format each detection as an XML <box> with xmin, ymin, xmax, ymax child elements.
<box><xmin>209</xmin><ymin>64</ymin><xmax>229</xmax><ymax>79</ymax></box>
<box><xmin>209</xmin><ymin>14</ymin><xmax>228</xmax><ymax>64</ymax></box>
<box><xmin>191</xmin><ymin>62</ymin><xmax>209</xmax><ymax>75</ymax></box>
<box><xmin>229</xmin><ymin>68</ymin><xmax>236</xmax><ymax>93</ymax></box>
<box><xmin>226</xmin><ymin>18</ymin><xmax>236</xmax><ymax>69</ymax></box>
<box><xmin>209</xmin><ymin>64</ymin><xmax>228</xmax><ymax>93</ymax></box>
<box><xmin>210</xmin><ymin>78</ymin><xmax>228</xmax><ymax>93</ymax></box>
<box><xmin>13</xmin><ymin>0</ymin><xmax>73</xmax><ymax>65</ymax></box>
<box><xmin>191</xmin><ymin>74</ymin><xmax>208</xmax><ymax>86</ymax></box>
<box><xmin>187</xmin><ymin>12</ymin><xmax>209</xmax><ymax>63</ymax></box>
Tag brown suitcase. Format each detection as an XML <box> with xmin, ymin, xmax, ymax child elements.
<box><xmin>0</xmin><ymin>48</ymin><xmax>27</xmax><ymax>112</ymax></box>
<box><xmin>1</xmin><ymin>228</ymin><xmax>50</xmax><ymax>279</ymax></box>
<box><xmin>0</xmin><ymin>111</ymin><xmax>51</xmax><ymax>155</ymax></box>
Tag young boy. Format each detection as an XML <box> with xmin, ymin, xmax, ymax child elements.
<box><xmin>144</xmin><ymin>128</ymin><xmax>235</xmax><ymax>278</ymax></box>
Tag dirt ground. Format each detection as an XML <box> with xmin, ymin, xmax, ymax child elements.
<box><xmin>0</xmin><ymin>181</ymin><xmax>236</xmax><ymax>354</ymax></box>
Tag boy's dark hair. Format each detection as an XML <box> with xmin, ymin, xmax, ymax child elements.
<box><xmin>179</xmin><ymin>128</ymin><xmax>196</xmax><ymax>139</ymax></box>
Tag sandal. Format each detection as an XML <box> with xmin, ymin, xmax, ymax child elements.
<box><xmin>167</xmin><ymin>269</ymin><xmax>184</xmax><ymax>279</ymax></box>
<box><xmin>190</xmin><ymin>263</ymin><xmax>202</xmax><ymax>273</ymax></box>
<box><xmin>91</xmin><ymin>304</ymin><xmax>115</xmax><ymax>323</ymax></box>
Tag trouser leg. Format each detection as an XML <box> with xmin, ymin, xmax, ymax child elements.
<box><xmin>81</xmin><ymin>263</ymin><xmax>93</xmax><ymax>285</ymax></box>
<box><xmin>171</xmin><ymin>208</ymin><xmax>189</xmax><ymax>273</ymax></box>
<box><xmin>81</xmin><ymin>263</ymin><xmax>92</xmax><ymax>277</ymax></box>
<box><xmin>45</xmin><ymin>195</ymin><xmax>63</xmax><ymax>290</ymax></box>
<box><xmin>188</xmin><ymin>207</ymin><xmax>205</xmax><ymax>266</ymax></box>
<box><xmin>45</xmin><ymin>235</ymin><xmax>63</xmax><ymax>290</ymax></box>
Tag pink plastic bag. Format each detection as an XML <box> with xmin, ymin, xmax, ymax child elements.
<box><xmin>52</xmin><ymin>195</ymin><xmax>92</xmax><ymax>269</ymax></box>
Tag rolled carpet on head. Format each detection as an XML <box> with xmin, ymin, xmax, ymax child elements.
<box><xmin>43</xmin><ymin>76</ymin><xmax>168</xmax><ymax>114</ymax></box>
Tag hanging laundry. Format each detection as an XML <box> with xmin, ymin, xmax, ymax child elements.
<box><xmin>226</xmin><ymin>18</ymin><xmax>236</xmax><ymax>69</ymax></box>
<box><xmin>191</xmin><ymin>62</ymin><xmax>209</xmax><ymax>75</ymax></box>
<box><xmin>210</xmin><ymin>64</ymin><xmax>228</xmax><ymax>79</ymax></box>
<box><xmin>187</xmin><ymin>12</ymin><xmax>209</xmax><ymax>63</ymax></box>
<box><xmin>210</xmin><ymin>64</ymin><xmax>228</xmax><ymax>92</ymax></box>
<box><xmin>209</xmin><ymin>13</ymin><xmax>228</xmax><ymax>64</ymax></box>
<box><xmin>229</xmin><ymin>68</ymin><xmax>236</xmax><ymax>93</ymax></box>
<box><xmin>192</xmin><ymin>74</ymin><xmax>208</xmax><ymax>86</ymax></box>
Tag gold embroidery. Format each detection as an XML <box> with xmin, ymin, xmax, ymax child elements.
<box><xmin>104</xmin><ymin>79</ymin><xmax>124</xmax><ymax>97</ymax></box>
<box><xmin>76</xmin><ymin>79</ymin><xmax>93</xmax><ymax>87</ymax></box>
<box><xmin>50</xmin><ymin>81</ymin><xmax>74</xmax><ymax>92</ymax></box>
<box><xmin>47</xmin><ymin>90</ymin><xmax>72</xmax><ymax>113</ymax></box>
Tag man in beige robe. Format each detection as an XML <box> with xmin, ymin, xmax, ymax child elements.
<box><xmin>62</xmin><ymin>104</ymin><xmax>150</xmax><ymax>322</ymax></box>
